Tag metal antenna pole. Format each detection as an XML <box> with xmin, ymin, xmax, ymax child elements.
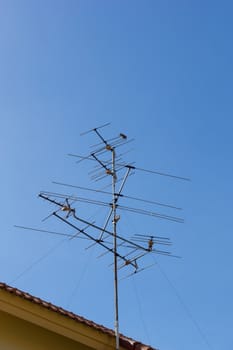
<box><xmin>112</xmin><ymin>147</ymin><xmax>119</xmax><ymax>350</ymax></box>
<box><xmin>16</xmin><ymin>125</ymin><xmax>187</xmax><ymax>350</ymax></box>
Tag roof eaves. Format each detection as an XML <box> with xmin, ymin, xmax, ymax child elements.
<box><xmin>0</xmin><ymin>282</ymin><xmax>156</xmax><ymax>350</ymax></box>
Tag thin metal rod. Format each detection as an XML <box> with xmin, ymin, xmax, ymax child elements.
<box><xmin>68</xmin><ymin>153</ymin><xmax>190</xmax><ymax>181</ymax></box>
<box><xmin>134</xmin><ymin>233</ymin><xmax>171</xmax><ymax>240</ymax></box>
<box><xmin>94</xmin><ymin>129</ymin><xmax>108</xmax><ymax>145</ymax></box>
<box><xmin>97</xmin><ymin>241</ymin><xmax>125</xmax><ymax>259</ymax></box>
<box><xmin>14</xmin><ymin>225</ymin><xmax>90</xmax><ymax>241</ymax></box>
<box><xmin>85</xmin><ymin>208</ymin><xmax>113</xmax><ymax>250</ymax></box>
<box><xmin>80</xmin><ymin>122</ymin><xmax>111</xmax><ymax>136</ymax></box>
<box><xmin>53</xmin><ymin>213</ymin><xmax>136</xmax><ymax>268</ymax></box>
<box><xmin>90</xmin><ymin>138</ymin><xmax>134</xmax><ymax>157</ymax></box>
<box><xmin>112</xmin><ymin>147</ymin><xmax>119</xmax><ymax>350</ymax></box>
<box><xmin>91</xmin><ymin>153</ymin><xmax>110</xmax><ymax>171</ymax></box>
<box><xmin>125</xmin><ymin>165</ymin><xmax>190</xmax><ymax>181</ymax></box>
<box><xmin>40</xmin><ymin>191</ymin><xmax>183</xmax><ymax>223</ymax></box>
<box><xmin>90</xmin><ymin>135</ymin><xmax>121</xmax><ymax>148</ymax></box>
<box><xmin>117</xmin><ymin>167</ymin><xmax>131</xmax><ymax>198</ymax></box>
<box><xmin>117</xmin><ymin>204</ymin><xmax>184</xmax><ymax>223</ymax></box>
<box><xmin>99</xmin><ymin>208</ymin><xmax>113</xmax><ymax>241</ymax></box>
<box><xmin>39</xmin><ymin>193</ymin><xmax>149</xmax><ymax>253</ymax></box>
<box><xmin>52</xmin><ymin>181</ymin><xmax>182</xmax><ymax>210</ymax></box>
<box><xmin>120</xmin><ymin>263</ymin><xmax>156</xmax><ymax>281</ymax></box>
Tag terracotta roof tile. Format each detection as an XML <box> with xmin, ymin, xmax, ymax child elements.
<box><xmin>0</xmin><ymin>282</ymin><xmax>156</xmax><ymax>350</ymax></box>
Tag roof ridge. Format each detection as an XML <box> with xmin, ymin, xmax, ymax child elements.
<box><xmin>0</xmin><ymin>282</ymin><xmax>156</xmax><ymax>350</ymax></box>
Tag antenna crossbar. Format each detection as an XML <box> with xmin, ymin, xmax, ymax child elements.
<box><xmin>53</xmin><ymin>213</ymin><xmax>137</xmax><ymax>269</ymax></box>
<box><xmin>68</xmin><ymin>153</ymin><xmax>190</xmax><ymax>181</ymax></box>
<box><xmin>52</xmin><ymin>181</ymin><xmax>182</xmax><ymax>210</ymax></box>
<box><xmin>38</xmin><ymin>193</ymin><xmax>151</xmax><ymax>253</ymax></box>
<box><xmin>40</xmin><ymin>191</ymin><xmax>183</xmax><ymax>223</ymax></box>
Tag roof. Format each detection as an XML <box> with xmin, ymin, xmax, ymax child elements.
<box><xmin>0</xmin><ymin>282</ymin><xmax>156</xmax><ymax>350</ymax></box>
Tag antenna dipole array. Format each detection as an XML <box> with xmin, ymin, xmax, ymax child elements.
<box><xmin>16</xmin><ymin>123</ymin><xmax>189</xmax><ymax>350</ymax></box>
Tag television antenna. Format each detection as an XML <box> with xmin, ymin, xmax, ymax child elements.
<box><xmin>16</xmin><ymin>123</ymin><xmax>189</xmax><ymax>350</ymax></box>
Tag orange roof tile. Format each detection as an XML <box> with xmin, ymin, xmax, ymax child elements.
<box><xmin>0</xmin><ymin>282</ymin><xmax>156</xmax><ymax>350</ymax></box>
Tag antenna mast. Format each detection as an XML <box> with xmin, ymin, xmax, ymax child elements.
<box><xmin>112</xmin><ymin>147</ymin><xmax>120</xmax><ymax>350</ymax></box>
<box><xmin>92</xmin><ymin>127</ymin><xmax>129</xmax><ymax>350</ymax></box>
<box><xmin>16</xmin><ymin>123</ymin><xmax>189</xmax><ymax>350</ymax></box>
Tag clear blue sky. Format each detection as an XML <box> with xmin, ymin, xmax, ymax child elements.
<box><xmin>0</xmin><ymin>1</ymin><xmax>233</xmax><ymax>349</ymax></box>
